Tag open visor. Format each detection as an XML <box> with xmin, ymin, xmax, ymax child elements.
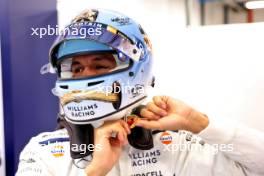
<box><xmin>50</xmin><ymin>22</ymin><xmax>145</xmax><ymax>67</ymax></box>
<box><xmin>58</xmin><ymin>52</ymin><xmax>131</xmax><ymax>79</ymax></box>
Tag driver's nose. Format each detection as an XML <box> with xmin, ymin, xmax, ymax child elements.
<box><xmin>82</xmin><ymin>67</ymin><xmax>97</xmax><ymax>77</ymax></box>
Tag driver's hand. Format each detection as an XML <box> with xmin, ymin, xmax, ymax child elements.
<box><xmin>85</xmin><ymin>120</ymin><xmax>130</xmax><ymax>176</ymax></box>
<box><xmin>137</xmin><ymin>96</ymin><xmax>209</xmax><ymax>134</ymax></box>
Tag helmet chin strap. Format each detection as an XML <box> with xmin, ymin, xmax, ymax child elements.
<box><xmin>57</xmin><ymin>114</ymin><xmax>94</xmax><ymax>159</ymax></box>
<box><xmin>56</xmin><ymin>105</ymin><xmax>154</xmax><ymax>160</ymax></box>
<box><xmin>127</xmin><ymin>105</ymin><xmax>154</xmax><ymax>150</ymax></box>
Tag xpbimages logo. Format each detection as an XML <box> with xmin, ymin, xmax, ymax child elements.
<box><xmin>31</xmin><ymin>22</ymin><xmax>103</xmax><ymax>39</ymax></box>
<box><xmin>39</xmin><ymin>137</ymin><xmax>102</xmax><ymax>156</ymax></box>
<box><xmin>159</xmin><ymin>131</ymin><xmax>234</xmax><ymax>155</ymax></box>
<box><xmin>162</xmin><ymin>142</ymin><xmax>234</xmax><ymax>155</ymax></box>
<box><xmin>71</xmin><ymin>143</ymin><xmax>103</xmax><ymax>155</ymax></box>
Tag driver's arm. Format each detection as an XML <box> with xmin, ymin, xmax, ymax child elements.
<box><xmin>198</xmin><ymin>117</ymin><xmax>264</xmax><ymax>175</ymax></box>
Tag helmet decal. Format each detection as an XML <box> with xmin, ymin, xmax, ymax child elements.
<box><xmin>111</xmin><ymin>16</ymin><xmax>131</xmax><ymax>26</ymax></box>
<box><xmin>71</xmin><ymin>9</ymin><xmax>99</xmax><ymax>23</ymax></box>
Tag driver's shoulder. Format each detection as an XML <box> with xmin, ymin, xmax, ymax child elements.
<box><xmin>25</xmin><ymin>128</ymin><xmax>70</xmax><ymax>149</ymax></box>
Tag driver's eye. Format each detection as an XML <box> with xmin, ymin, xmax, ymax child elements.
<box><xmin>72</xmin><ymin>66</ymin><xmax>84</xmax><ymax>73</ymax></box>
<box><xmin>95</xmin><ymin>65</ymin><xmax>110</xmax><ymax>70</ymax></box>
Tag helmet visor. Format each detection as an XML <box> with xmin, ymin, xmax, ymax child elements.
<box><xmin>50</xmin><ymin>21</ymin><xmax>145</xmax><ymax>66</ymax></box>
<box><xmin>58</xmin><ymin>52</ymin><xmax>131</xmax><ymax>79</ymax></box>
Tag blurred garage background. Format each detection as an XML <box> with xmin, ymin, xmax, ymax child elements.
<box><xmin>0</xmin><ymin>0</ymin><xmax>264</xmax><ymax>175</ymax></box>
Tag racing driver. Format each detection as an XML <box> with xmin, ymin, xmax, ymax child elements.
<box><xmin>16</xmin><ymin>9</ymin><xmax>264</xmax><ymax>176</ymax></box>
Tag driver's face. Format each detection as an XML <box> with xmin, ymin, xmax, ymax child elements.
<box><xmin>71</xmin><ymin>53</ymin><xmax>117</xmax><ymax>78</ymax></box>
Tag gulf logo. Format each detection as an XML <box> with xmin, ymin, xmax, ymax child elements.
<box><xmin>51</xmin><ymin>145</ymin><xmax>65</xmax><ymax>157</ymax></box>
<box><xmin>160</xmin><ymin>132</ymin><xmax>172</xmax><ymax>145</ymax></box>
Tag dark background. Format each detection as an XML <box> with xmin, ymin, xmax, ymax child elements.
<box><xmin>0</xmin><ymin>0</ymin><xmax>58</xmax><ymax>175</ymax></box>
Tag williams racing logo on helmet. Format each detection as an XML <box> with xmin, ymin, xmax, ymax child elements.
<box><xmin>59</xmin><ymin>90</ymin><xmax>120</xmax><ymax>122</ymax></box>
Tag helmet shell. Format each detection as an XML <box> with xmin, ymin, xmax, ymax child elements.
<box><xmin>49</xmin><ymin>9</ymin><xmax>154</xmax><ymax>125</ymax></box>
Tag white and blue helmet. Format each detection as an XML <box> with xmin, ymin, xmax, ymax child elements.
<box><xmin>46</xmin><ymin>9</ymin><xmax>154</xmax><ymax>127</ymax></box>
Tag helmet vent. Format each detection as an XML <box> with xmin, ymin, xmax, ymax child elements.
<box><xmin>60</xmin><ymin>85</ymin><xmax>69</xmax><ymax>89</ymax></box>
<box><xmin>87</xmin><ymin>80</ymin><xmax>104</xmax><ymax>87</ymax></box>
